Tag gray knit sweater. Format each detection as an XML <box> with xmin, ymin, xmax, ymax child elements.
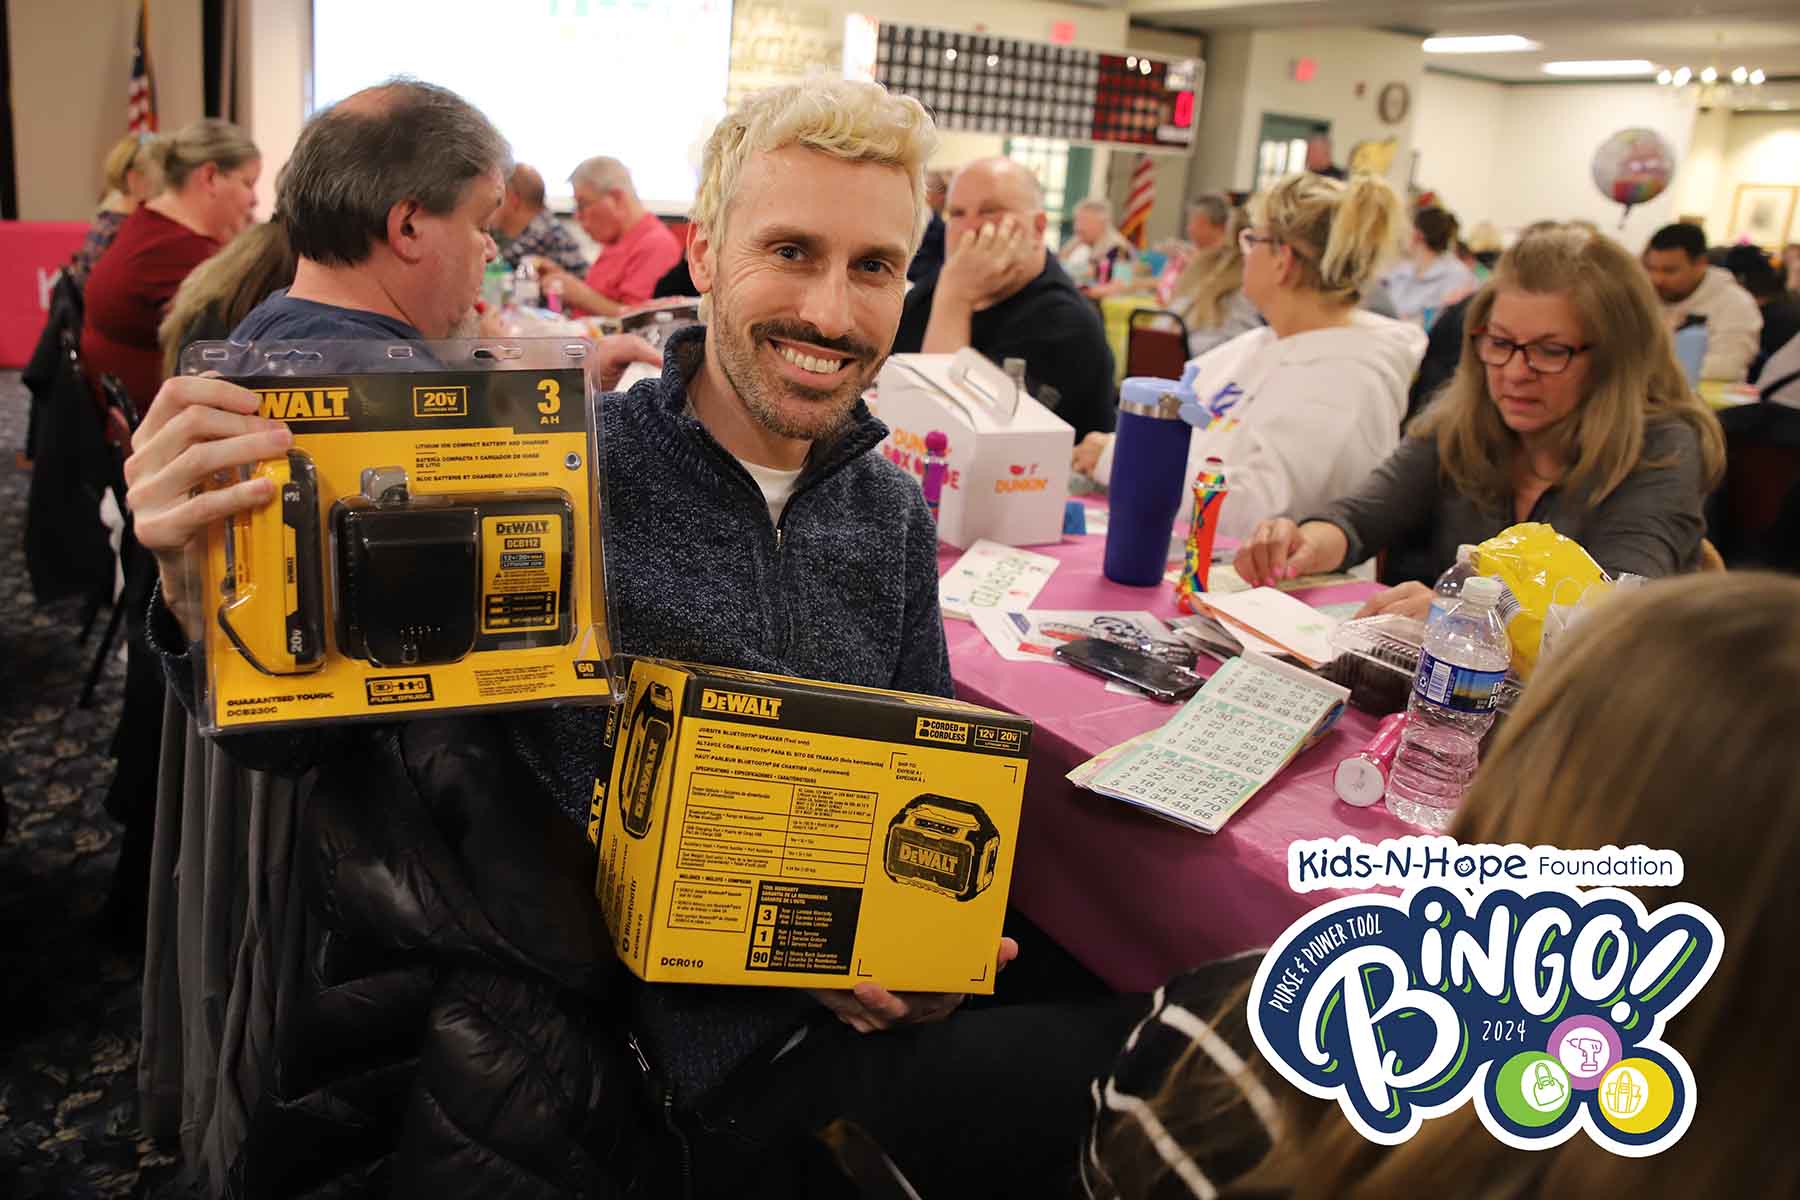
<box><xmin>152</xmin><ymin>316</ymin><xmax>953</xmax><ymax>1102</ymax></box>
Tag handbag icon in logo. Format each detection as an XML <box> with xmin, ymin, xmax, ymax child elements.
<box><xmin>1247</xmin><ymin>884</ymin><xmax>1721</xmax><ymax>1156</ymax></box>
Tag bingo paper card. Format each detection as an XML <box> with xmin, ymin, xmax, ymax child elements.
<box><xmin>1081</xmin><ymin>652</ymin><xmax>1348</xmax><ymax>833</ymax></box>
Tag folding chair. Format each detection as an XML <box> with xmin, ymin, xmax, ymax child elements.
<box><xmin>1125</xmin><ymin>308</ymin><xmax>1191</xmax><ymax>381</ymax></box>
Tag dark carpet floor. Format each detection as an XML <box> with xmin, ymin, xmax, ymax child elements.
<box><xmin>0</xmin><ymin>370</ymin><xmax>180</xmax><ymax>1197</ymax></box>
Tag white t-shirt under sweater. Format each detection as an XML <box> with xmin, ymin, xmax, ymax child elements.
<box><xmin>738</xmin><ymin>456</ymin><xmax>804</xmax><ymax>526</ymax></box>
<box><xmin>1094</xmin><ymin>309</ymin><xmax>1427</xmax><ymax>541</ymax></box>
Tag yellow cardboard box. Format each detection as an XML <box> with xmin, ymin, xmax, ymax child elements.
<box><xmin>592</xmin><ymin>658</ymin><xmax>1032</xmax><ymax>993</ymax></box>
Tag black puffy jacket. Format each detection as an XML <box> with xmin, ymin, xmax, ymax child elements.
<box><xmin>224</xmin><ymin>716</ymin><xmax>653</xmax><ymax>1198</ymax></box>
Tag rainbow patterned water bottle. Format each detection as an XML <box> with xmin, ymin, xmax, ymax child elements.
<box><xmin>1174</xmin><ymin>456</ymin><xmax>1228</xmax><ymax>612</ymax></box>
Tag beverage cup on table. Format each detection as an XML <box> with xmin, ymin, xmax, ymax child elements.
<box><xmin>1103</xmin><ymin>377</ymin><xmax>1193</xmax><ymax>587</ymax></box>
<box><xmin>1386</xmin><ymin>576</ymin><xmax>1512</xmax><ymax>830</ymax></box>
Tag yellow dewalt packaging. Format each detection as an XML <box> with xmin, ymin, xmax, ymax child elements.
<box><xmin>592</xmin><ymin>658</ymin><xmax>1031</xmax><ymax>992</ymax></box>
<box><xmin>179</xmin><ymin>339</ymin><xmax>618</xmax><ymax>734</ymax></box>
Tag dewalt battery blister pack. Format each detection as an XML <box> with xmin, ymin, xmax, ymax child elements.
<box><xmin>591</xmin><ymin>658</ymin><xmax>1032</xmax><ymax>993</ymax></box>
<box><xmin>180</xmin><ymin>339</ymin><xmax>618</xmax><ymax>734</ymax></box>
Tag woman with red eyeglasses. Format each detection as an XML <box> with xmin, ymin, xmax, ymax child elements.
<box><xmin>1235</xmin><ymin>222</ymin><xmax>1725</xmax><ymax>617</ymax></box>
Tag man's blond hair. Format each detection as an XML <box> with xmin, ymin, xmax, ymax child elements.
<box><xmin>693</xmin><ymin>78</ymin><xmax>938</xmax><ymax>253</ymax></box>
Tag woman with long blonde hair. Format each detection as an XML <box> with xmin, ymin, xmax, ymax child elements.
<box><xmin>1164</xmin><ymin>195</ymin><xmax>1261</xmax><ymax>359</ymax></box>
<box><xmin>1236</xmin><ymin>222</ymin><xmax>1725</xmax><ymax>615</ymax></box>
<box><xmin>158</xmin><ymin>220</ymin><xmax>297</xmax><ymax>377</ymax></box>
<box><xmin>1076</xmin><ymin>172</ymin><xmax>1426</xmax><ymax>541</ymax></box>
<box><xmin>1084</xmin><ymin>571</ymin><xmax>1800</xmax><ymax>1199</ymax></box>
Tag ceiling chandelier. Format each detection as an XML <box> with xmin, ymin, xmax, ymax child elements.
<box><xmin>1657</xmin><ymin>52</ymin><xmax>1766</xmax><ymax>106</ymax></box>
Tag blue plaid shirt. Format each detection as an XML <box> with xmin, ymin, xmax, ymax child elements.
<box><xmin>497</xmin><ymin>209</ymin><xmax>589</xmax><ymax>275</ymax></box>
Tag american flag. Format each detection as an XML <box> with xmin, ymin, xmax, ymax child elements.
<box><xmin>1119</xmin><ymin>153</ymin><xmax>1155</xmax><ymax>249</ymax></box>
<box><xmin>128</xmin><ymin>1</ymin><xmax>157</xmax><ymax>133</ymax></box>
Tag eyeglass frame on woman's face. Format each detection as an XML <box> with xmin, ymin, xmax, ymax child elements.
<box><xmin>1238</xmin><ymin>228</ymin><xmax>1280</xmax><ymax>255</ymax></box>
<box><xmin>1470</xmin><ymin>328</ymin><xmax>1592</xmax><ymax>375</ymax></box>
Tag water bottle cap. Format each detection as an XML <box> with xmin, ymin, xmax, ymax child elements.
<box><xmin>1457</xmin><ymin>543</ymin><xmax>1478</xmax><ymax>561</ymax></box>
<box><xmin>1462</xmin><ymin>576</ymin><xmax>1503</xmax><ymax>606</ymax></box>
<box><xmin>1118</xmin><ymin>377</ymin><xmax>1186</xmax><ymax>419</ymax></box>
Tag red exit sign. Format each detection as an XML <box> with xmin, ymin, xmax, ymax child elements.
<box><xmin>1050</xmin><ymin>20</ymin><xmax>1075</xmax><ymax>44</ymax></box>
<box><xmin>1292</xmin><ymin>57</ymin><xmax>1318</xmax><ymax>82</ymax></box>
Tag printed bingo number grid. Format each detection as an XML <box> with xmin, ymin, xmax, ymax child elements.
<box><xmin>1078</xmin><ymin>653</ymin><xmax>1348</xmax><ymax>834</ymax></box>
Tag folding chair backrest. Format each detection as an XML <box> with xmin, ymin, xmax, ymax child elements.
<box><xmin>1125</xmin><ymin>308</ymin><xmax>1191</xmax><ymax>381</ymax></box>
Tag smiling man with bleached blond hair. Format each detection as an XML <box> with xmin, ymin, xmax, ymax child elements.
<box><xmin>605</xmin><ymin>76</ymin><xmax>1143</xmax><ymax>1198</ymax></box>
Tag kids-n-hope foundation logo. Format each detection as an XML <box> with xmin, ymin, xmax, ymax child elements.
<box><xmin>1248</xmin><ymin>837</ymin><xmax>1722</xmax><ymax>1157</ymax></box>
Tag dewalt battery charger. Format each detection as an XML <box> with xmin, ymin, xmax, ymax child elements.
<box><xmin>331</xmin><ymin>468</ymin><xmax>574</xmax><ymax>668</ymax></box>
<box><xmin>883</xmin><ymin>794</ymin><xmax>1002</xmax><ymax>902</ymax></box>
<box><xmin>216</xmin><ymin>450</ymin><xmax>325</xmax><ymax>675</ymax></box>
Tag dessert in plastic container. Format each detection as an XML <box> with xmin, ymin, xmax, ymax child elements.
<box><xmin>1321</xmin><ymin>613</ymin><xmax>1524</xmax><ymax>715</ymax></box>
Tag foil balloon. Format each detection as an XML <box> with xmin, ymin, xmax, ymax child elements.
<box><xmin>1591</xmin><ymin>128</ymin><xmax>1677</xmax><ymax>227</ymax></box>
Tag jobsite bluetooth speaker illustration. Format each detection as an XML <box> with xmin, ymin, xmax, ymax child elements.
<box><xmin>883</xmin><ymin>794</ymin><xmax>1001</xmax><ymax>902</ymax></box>
<box><xmin>619</xmin><ymin>680</ymin><xmax>676</xmax><ymax>839</ymax></box>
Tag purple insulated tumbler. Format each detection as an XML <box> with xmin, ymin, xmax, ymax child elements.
<box><xmin>1103</xmin><ymin>377</ymin><xmax>1192</xmax><ymax>586</ymax></box>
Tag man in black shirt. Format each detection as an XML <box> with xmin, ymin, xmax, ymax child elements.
<box><xmin>891</xmin><ymin>157</ymin><xmax>1115</xmax><ymax>438</ymax></box>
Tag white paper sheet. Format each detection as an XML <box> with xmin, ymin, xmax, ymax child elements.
<box><xmin>939</xmin><ymin>540</ymin><xmax>1060</xmax><ymax>621</ymax></box>
<box><xmin>1199</xmin><ymin>588</ymin><xmax>1341</xmax><ymax>668</ymax></box>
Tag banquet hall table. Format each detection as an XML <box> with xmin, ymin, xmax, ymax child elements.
<box><xmin>939</xmin><ymin>526</ymin><xmax>1412</xmax><ymax>992</ymax></box>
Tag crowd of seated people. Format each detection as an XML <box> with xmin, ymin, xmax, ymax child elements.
<box><xmin>23</xmin><ymin>52</ymin><xmax>1800</xmax><ymax>1200</ymax></box>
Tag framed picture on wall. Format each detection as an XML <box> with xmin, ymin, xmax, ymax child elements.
<box><xmin>1727</xmin><ymin>184</ymin><xmax>1797</xmax><ymax>249</ymax></box>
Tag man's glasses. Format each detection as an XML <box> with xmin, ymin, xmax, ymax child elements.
<box><xmin>1471</xmin><ymin>330</ymin><xmax>1592</xmax><ymax>375</ymax></box>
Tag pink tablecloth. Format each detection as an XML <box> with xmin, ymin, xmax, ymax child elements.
<box><xmin>939</xmin><ymin>527</ymin><xmax>1410</xmax><ymax>992</ymax></box>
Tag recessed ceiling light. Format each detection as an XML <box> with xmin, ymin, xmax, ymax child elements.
<box><xmin>1673</xmin><ymin>66</ymin><xmax>1692</xmax><ymax>86</ymax></box>
<box><xmin>1421</xmin><ymin>34</ymin><xmax>1540</xmax><ymax>54</ymax></box>
<box><xmin>1700</xmin><ymin>66</ymin><xmax>1718</xmax><ymax>83</ymax></box>
<box><xmin>1541</xmin><ymin>60</ymin><xmax>1657</xmax><ymax>77</ymax></box>
<box><xmin>1657</xmin><ymin>69</ymin><xmax>1673</xmax><ymax>84</ymax></box>
<box><xmin>1731</xmin><ymin>66</ymin><xmax>1749</xmax><ymax>84</ymax></box>
<box><xmin>1750</xmin><ymin>69</ymin><xmax>1766</xmax><ymax>85</ymax></box>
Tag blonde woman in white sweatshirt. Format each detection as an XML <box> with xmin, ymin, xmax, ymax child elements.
<box><xmin>1073</xmin><ymin>172</ymin><xmax>1426</xmax><ymax>540</ymax></box>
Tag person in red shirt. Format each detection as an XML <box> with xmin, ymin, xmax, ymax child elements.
<box><xmin>81</xmin><ymin>118</ymin><xmax>261</xmax><ymax>422</ymax></box>
<box><xmin>533</xmin><ymin>156</ymin><xmax>681</xmax><ymax>316</ymax></box>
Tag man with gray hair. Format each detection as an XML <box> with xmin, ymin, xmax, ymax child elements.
<box><xmin>1186</xmin><ymin>192</ymin><xmax>1233</xmax><ymax>252</ymax></box>
<box><xmin>1058</xmin><ymin>196</ymin><xmax>1136</xmax><ymax>288</ymax></box>
<box><xmin>491</xmin><ymin>162</ymin><xmax>589</xmax><ymax>274</ymax></box>
<box><xmin>892</xmin><ymin>156</ymin><xmax>1116</xmax><ymax>439</ymax></box>
<box><xmin>533</xmin><ymin>154</ymin><xmax>683</xmax><ymax>316</ymax></box>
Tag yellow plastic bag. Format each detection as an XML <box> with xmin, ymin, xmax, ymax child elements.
<box><xmin>1472</xmin><ymin>523</ymin><xmax>1608</xmax><ymax>679</ymax></box>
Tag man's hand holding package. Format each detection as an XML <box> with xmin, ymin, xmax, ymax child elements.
<box><xmin>125</xmin><ymin>376</ymin><xmax>293</xmax><ymax>642</ymax></box>
<box><xmin>808</xmin><ymin>936</ymin><xmax>1018</xmax><ymax>1034</ymax></box>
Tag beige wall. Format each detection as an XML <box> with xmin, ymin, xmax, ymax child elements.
<box><xmin>10</xmin><ymin>0</ymin><xmax>204</xmax><ymax>220</ymax></box>
<box><xmin>1707</xmin><ymin>110</ymin><xmax>1800</xmax><ymax>247</ymax></box>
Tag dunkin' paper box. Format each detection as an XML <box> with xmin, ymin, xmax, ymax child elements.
<box><xmin>877</xmin><ymin>349</ymin><xmax>1073</xmax><ymax>548</ymax></box>
<box><xmin>591</xmin><ymin>657</ymin><xmax>1031</xmax><ymax>991</ymax></box>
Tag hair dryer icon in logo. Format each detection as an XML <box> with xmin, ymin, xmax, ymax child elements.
<box><xmin>1525</xmin><ymin>1060</ymin><xmax>1569</xmax><ymax>1113</ymax></box>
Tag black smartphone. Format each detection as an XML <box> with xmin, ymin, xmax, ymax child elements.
<box><xmin>1054</xmin><ymin>638</ymin><xmax>1204</xmax><ymax>703</ymax></box>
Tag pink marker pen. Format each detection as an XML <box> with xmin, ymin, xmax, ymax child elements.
<box><xmin>922</xmin><ymin>430</ymin><xmax>948</xmax><ymax>522</ymax></box>
<box><xmin>1334</xmin><ymin>712</ymin><xmax>1408</xmax><ymax>807</ymax></box>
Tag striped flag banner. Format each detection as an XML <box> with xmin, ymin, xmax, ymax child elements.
<box><xmin>128</xmin><ymin>0</ymin><xmax>157</xmax><ymax>133</ymax></box>
<box><xmin>1120</xmin><ymin>153</ymin><xmax>1154</xmax><ymax>248</ymax></box>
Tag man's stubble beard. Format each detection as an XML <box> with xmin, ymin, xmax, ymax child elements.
<box><xmin>710</xmin><ymin>288</ymin><xmax>877</xmax><ymax>444</ymax></box>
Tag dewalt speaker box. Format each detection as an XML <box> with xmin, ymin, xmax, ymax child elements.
<box><xmin>592</xmin><ymin>658</ymin><xmax>1032</xmax><ymax>992</ymax></box>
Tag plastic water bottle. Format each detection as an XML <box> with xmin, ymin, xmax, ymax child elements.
<box><xmin>513</xmin><ymin>260</ymin><xmax>540</xmax><ymax>309</ymax></box>
<box><xmin>1425</xmin><ymin>545</ymin><xmax>1479</xmax><ymax>629</ymax></box>
<box><xmin>1386</xmin><ymin>576</ymin><xmax>1511</xmax><ymax>830</ymax></box>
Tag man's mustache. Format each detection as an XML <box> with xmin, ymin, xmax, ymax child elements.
<box><xmin>755</xmin><ymin>321</ymin><xmax>878</xmax><ymax>364</ymax></box>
